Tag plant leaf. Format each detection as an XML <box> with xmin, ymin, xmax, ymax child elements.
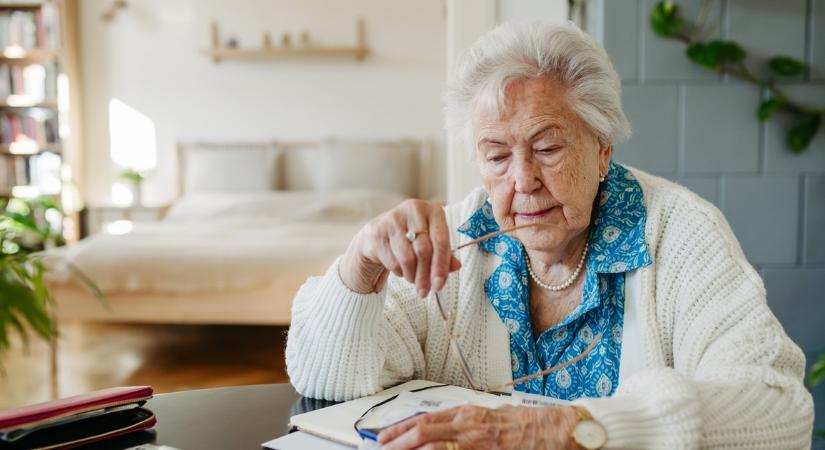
<box><xmin>2</xmin><ymin>211</ymin><xmax>39</xmax><ymax>235</ymax></box>
<box><xmin>686</xmin><ymin>43</ymin><xmax>717</xmax><ymax>69</ymax></box>
<box><xmin>757</xmin><ymin>98</ymin><xmax>783</xmax><ymax>122</ymax></box>
<box><xmin>64</xmin><ymin>261</ymin><xmax>107</xmax><ymax>309</ymax></box>
<box><xmin>651</xmin><ymin>1</ymin><xmax>683</xmax><ymax>37</ymax></box>
<box><xmin>769</xmin><ymin>56</ymin><xmax>804</xmax><ymax>77</ymax></box>
<box><xmin>716</xmin><ymin>40</ymin><xmax>746</xmax><ymax>64</ymax></box>
<box><xmin>686</xmin><ymin>40</ymin><xmax>747</xmax><ymax>70</ymax></box>
<box><xmin>787</xmin><ymin>113</ymin><xmax>822</xmax><ymax>154</ymax></box>
<box><xmin>809</xmin><ymin>352</ymin><xmax>825</xmax><ymax>387</ymax></box>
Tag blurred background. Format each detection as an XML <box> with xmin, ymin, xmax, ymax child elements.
<box><xmin>0</xmin><ymin>0</ymin><xmax>822</xmax><ymax>438</ymax></box>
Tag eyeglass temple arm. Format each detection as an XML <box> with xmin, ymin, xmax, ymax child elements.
<box><xmin>451</xmin><ymin>223</ymin><xmax>541</xmax><ymax>252</ymax></box>
<box><xmin>434</xmin><ymin>291</ymin><xmax>481</xmax><ymax>390</ymax></box>
<box><xmin>483</xmin><ymin>332</ymin><xmax>603</xmax><ymax>393</ymax></box>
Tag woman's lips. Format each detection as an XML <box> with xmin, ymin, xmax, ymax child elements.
<box><xmin>515</xmin><ymin>207</ymin><xmax>553</xmax><ymax>220</ymax></box>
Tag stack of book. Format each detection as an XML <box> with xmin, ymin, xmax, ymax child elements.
<box><xmin>0</xmin><ymin>153</ymin><xmax>27</xmax><ymax>194</ymax></box>
<box><xmin>0</xmin><ymin>3</ymin><xmax>60</xmax><ymax>50</ymax></box>
<box><xmin>0</xmin><ymin>61</ymin><xmax>58</xmax><ymax>99</ymax></box>
<box><xmin>0</xmin><ymin>110</ymin><xmax>58</xmax><ymax>147</ymax></box>
<box><xmin>0</xmin><ymin>150</ymin><xmax>60</xmax><ymax>195</ymax></box>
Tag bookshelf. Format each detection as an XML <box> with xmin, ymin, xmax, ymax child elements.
<box><xmin>0</xmin><ymin>0</ymin><xmax>81</xmax><ymax>241</ymax></box>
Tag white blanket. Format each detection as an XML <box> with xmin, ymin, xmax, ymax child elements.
<box><xmin>48</xmin><ymin>190</ymin><xmax>404</xmax><ymax>294</ymax></box>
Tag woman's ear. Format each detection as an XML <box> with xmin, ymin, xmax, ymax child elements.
<box><xmin>598</xmin><ymin>142</ymin><xmax>613</xmax><ymax>176</ymax></box>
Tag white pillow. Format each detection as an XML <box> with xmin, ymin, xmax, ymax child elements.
<box><xmin>182</xmin><ymin>143</ymin><xmax>280</xmax><ymax>194</ymax></box>
<box><xmin>283</xmin><ymin>140</ymin><xmax>419</xmax><ymax>197</ymax></box>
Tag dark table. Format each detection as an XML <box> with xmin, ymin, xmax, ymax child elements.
<box><xmin>86</xmin><ymin>384</ymin><xmax>337</xmax><ymax>450</ymax></box>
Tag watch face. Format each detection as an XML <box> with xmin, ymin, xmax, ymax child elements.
<box><xmin>574</xmin><ymin>420</ymin><xmax>607</xmax><ymax>449</ymax></box>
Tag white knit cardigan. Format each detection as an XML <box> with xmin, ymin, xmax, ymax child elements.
<box><xmin>285</xmin><ymin>168</ymin><xmax>814</xmax><ymax>449</ymax></box>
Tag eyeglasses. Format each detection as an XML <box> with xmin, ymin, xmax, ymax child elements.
<box><xmin>436</xmin><ymin>223</ymin><xmax>603</xmax><ymax>393</ymax></box>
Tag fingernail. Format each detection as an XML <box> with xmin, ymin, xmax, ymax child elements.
<box><xmin>433</xmin><ymin>276</ymin><xmax>445</xmax><ymax>291</ymax></box>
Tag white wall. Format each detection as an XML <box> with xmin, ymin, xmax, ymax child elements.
<box><xmin>497</xmin><ymin>0</ymin><xmax>568</xmax><ymax>24</ymax></box>
<box><xmin>444</xmin><ymin>0</ymin><xmax>495</xmax><ymax>204</ymax></box>
<box><xmin>444</xmin><ymin>0</ymin><xmax>568</xmax><ymax>203</ymax></box>
<box><xmin>79</xmin><ymin>0</ymin><xmax>446</xmax><ymax>206</ymax></box>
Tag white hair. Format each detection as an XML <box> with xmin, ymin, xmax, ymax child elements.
<box><xmin>444</xmin><ymin>21</ymin><xmax>631</xmax><ymax>156</ymax></box>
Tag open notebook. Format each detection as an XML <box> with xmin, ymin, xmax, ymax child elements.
<box><xmin>286</xmin><ymin>380</ymin><xmax>568</xmax><ymax>448</ymax></box>
<box><xmin>288</xmin><ymin>380</ymin><xmax>508</xmax><ymax>447</ymax></box>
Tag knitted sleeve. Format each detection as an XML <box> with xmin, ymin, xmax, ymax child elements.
<box><xmin>573</xmin><ymin>191</ymin><xmax>814</xmax><ymax>449</ymax></box>
<box><xmin>285</xmin><ymin>258</ymin><xmax>429</xmax><ymax>401</ymax></box>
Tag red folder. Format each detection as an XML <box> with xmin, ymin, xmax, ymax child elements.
<box><xmin>0</xmin><ymin>386</ymin><xmax>155</xmax><ymax>449</ymax></box>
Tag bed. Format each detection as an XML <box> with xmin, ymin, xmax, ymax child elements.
<box><xmin>46</xmin><ymin>139</ymin><xmax>433</xmax><ymax>325</ymax></box>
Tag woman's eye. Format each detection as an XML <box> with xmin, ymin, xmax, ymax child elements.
<box><xmin>536</xmin><ymin>146</ymin><xmax>560</xmax><ymax>154</ymax></box>
<box><xmin>488</xmin><ymin>154</ymin><xmax>509</xmax><ymax>163</ymax></box>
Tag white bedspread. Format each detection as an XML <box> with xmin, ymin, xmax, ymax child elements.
<box><xmin>48</xmin><ymin>190</ymin><xmax>404</xmax><ymax>294</ymax></box>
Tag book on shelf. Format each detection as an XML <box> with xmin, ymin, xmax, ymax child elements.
<box><xmin>0</xmin><ymin>153</ymin><xmax>15</xmax><ymax>192</ymax></box>
<box><xmin>0</xmin><ymin>60</ymin><xmax>57</xmax><ymax>98</ymax></box>
<box><xmin>0</xmin><ymin>3</ymin><xmax>60</xmax><ymax>51</ymax></box>
<box><xmin>0</xmin><ymin>149</ymin><xmax>59</xmax><ymax>195</ymax></box>
<box><xmin>0</xmin><ymin>109</ymin><xmax>58</xmax><ymax>147</ymax></box>
<box><xmin>0</xmin><ymin>151</ymin><xmax>30</xmax><ymax>186</ymax></box>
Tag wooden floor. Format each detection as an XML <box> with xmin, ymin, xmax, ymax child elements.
<box><xmin>0</xmin><ymin>323</ymin><xmax>289</xmax><ymax>410</ymax></box>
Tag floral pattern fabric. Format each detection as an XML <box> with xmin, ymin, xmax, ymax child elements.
<box><xmin>457</xmin><ymin>162</ymin><xmax>652</xmax><ymax>400</ymax></box>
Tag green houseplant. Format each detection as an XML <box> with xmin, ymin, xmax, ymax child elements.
<box><xmin>0</xmin><ymin>197</ymin><xmax>102</xmax><ymax>365</ymax></box>
<box><xmin>809</xmin><ymin>352</ymin><xmax>825</xmax><ymax>441</ymax></box>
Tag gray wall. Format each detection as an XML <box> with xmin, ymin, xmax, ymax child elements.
<box><xmin>596</xmin><ymin>0</ymin><xmax>825</xmax><ymax>432</ymax></box>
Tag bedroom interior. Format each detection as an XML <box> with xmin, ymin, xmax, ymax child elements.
<box><xmin>1</xmin><ymin>0</ymin><xmax>823</xmax><ymax>442</ymax></box>
<box><xmin>0</xmin><ymin>0</ymin><xmax>451</xmax><ymax>408</ymax></box>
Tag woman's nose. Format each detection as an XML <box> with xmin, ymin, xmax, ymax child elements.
<box><xmin>511</xmin><ymin>155</ymin><xmax>541</xmax><ymax>194</ymax></box>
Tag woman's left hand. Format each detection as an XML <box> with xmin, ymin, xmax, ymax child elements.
<box><xmin>377</xmin><ymin>404</ymin><xmax>580</xmax><ymax>450</ymax></box>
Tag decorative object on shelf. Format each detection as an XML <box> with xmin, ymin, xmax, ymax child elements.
<box><xmin>201</xmin><ymin>17</ymin><xmax>368</xmax><ymax>63</ymax></box>
<box><xmin>101</xmin><ymin>0</ymin><xmax>127</xmax><ymax>23</ymax></box>
<box><xmin>227</xmin><ymin>36</ymin><xmax>239</xmax><ymax>49</ymax></box>
<box><xmin>263</xmin><ymin>32</ymin><xmax>272</xmax><ymax>49</ymax></box>
<box><xmin>650</xmin><ymin>0</ymin><xmax>823</xmax><ymax>154</ymax></box>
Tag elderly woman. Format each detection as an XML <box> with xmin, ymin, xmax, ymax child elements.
<box><xmin>286</xmin><ymin>22</ymin><xmax>813</xmax><ymax>449</ymax></box>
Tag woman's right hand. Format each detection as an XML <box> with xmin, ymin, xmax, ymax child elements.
<box><xmin>340</xmin><ymin>199</ymin><xmax>462</xmax><ymax>297</ymax></box>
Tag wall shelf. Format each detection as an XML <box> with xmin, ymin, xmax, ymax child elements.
<box><xmin>201</xmin><ymin>17</ymin><xmax>368</xmax><ymax>63</ymax></box>
<box><xmin>0</xmin><ymin>48</ymin><xmax>59</xmax><ymax>63</ymax></box>
<box><xmin>0</xmin><ymin>99</ymin><xmax>58</xmax><ymax>108</ymax></box>
<box><xmin>0</xmin><ymin>3</ymin><xmax>43</xmax><ymax>10</ymax></box>
<box><xmin>0</xmin><ymin>142</ymin><xmax>62</xmax><ymax>154</ymax></box>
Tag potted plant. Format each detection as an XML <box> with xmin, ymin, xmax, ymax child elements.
<box><xmin>117</xmin><ymin>169</ymin><xmax>147</xmax><ymax>207</ymax></box>
<box><xmin>0</xmin><ymin>197</ymin><xmax>102</xmax><ymax>366</ymax></box>
<box><xmin>809</xmin><ymin>352</ymin><xmax>825</xmax><ymax>442</ymax></box>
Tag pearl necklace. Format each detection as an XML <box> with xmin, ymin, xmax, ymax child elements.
<box><xmin>525</xmin><ymin>243</ymin><xmax>588</xmax><ymax>292</ymax></box>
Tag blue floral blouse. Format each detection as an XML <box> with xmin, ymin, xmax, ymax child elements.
<box><xmin>456</xmin><ymin>162</ymin><xmax>652</xmax><ymax>400</ymax></box>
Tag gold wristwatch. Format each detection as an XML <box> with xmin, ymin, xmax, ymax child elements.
<box><xmin>571</xmin><ymin>405</ymin><xmax>607</xmax><ymax>449</ymax></box>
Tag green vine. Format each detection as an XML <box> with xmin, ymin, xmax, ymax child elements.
<box><xmin>651</xmin><ymin>0</ymin><xmax>824</xmax><ymax>153</ymax></box>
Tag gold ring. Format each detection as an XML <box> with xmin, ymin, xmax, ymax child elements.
<box><xmin>445</xmin><ymin>442</ymin><xmax>461</xmax><ymax>450</ymax></box>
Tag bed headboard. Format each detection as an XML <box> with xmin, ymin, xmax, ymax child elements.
<box><xmin>176</xmin><ymin>139</ymin><xmax>434</xmax><ymax>200</ymax></box>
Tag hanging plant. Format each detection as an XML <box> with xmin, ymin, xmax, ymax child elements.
<box><xmin>650</xmin><ymin>0</ymin><xmax>823</xmax><ymax>153</ymax></box>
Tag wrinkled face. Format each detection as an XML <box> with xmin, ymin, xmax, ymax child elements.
<box><xmin>473</xmin><ymin>76</ymin><xmax>612</xmax><ymax>253</ymax></box>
